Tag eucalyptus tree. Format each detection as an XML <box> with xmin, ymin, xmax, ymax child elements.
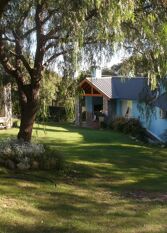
<box><xmin>0</xmin><ymin>0</ymin><xmax>137</xmax><ymax>142</ymax></box>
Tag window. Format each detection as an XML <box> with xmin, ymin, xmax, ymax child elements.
<box><xmin>160</xmin><ymin>109</ymin><xmax>167</xmax><ymax>119</ymax></box>
<box><xmin>122</xmin><ymin>100</ymin><xmax>132</xmax><ymax>118</ymax></box>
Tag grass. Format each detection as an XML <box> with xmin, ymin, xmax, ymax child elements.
<box><xmin>0</xmin><ymin>123</ymin><xmax>167</xmax><ymax>233</ymax></box>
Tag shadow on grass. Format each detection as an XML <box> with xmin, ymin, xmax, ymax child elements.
<box><xmin>0</xmin><ymin>222</ymin><xmax>82</xmax><ymax>233</ymax></box>
<box><xmin>0</xmin><ymin>171</ymin><xmax>167</xmax><ymax>232</ymax></box>
<box><xmin>0</xmin><ymin>187</ymin><xmax>166</xmax><ymax>233</ymax></box>
<box><xmin>43</xmin><ymin>140</ymin><xmax>167</xmax><ymax>192</ymax></box>
<box><xmin>1</xmin><ymin>123</ymin><xmax>167</xmax><ymax>193</ymax></box>
<box><xmin>1</xmin><ymin>124</ymin><xmax>167</xmax><ymax>232</ymax></box>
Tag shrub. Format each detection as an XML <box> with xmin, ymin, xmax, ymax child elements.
<box><xmin>0</xmin><ymin>138</ymin><xmax>45</xmax><ymax>159</ymax></box>
<box><xmin>110</xmin><ymin>117</ymin><xmax>148</xmax><ymax>142</ymax></box>
<box><xmin>123</xmin><ymin>118</ymin><xmax>148</xmax><ymax>142</ymax></box>
<box><xmin>110</xmin><ymin>117</ymin><xmax>127</xmax><ymax>132</ymax></box>
<box><xmin>123</xmin><ymin>118</ymin><xmax>142</xmax><ymax>135</ymax></box>
<box><xmin>0</xmin><ymin>138</ymin><xmax>64</xmax><ymax>170</ymax></box>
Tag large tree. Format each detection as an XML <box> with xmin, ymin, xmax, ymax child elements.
<box><xmin>1</xmin><ymin>0</ymin><xmax>166</xmax><ymax>142</ymax></box>
<box><xmin>0</xmin><ymin>0</ymin><xmax>136</xmax><ymax>142</ymax></box>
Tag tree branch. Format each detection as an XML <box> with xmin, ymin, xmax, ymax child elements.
<box><xmin>0</xmin><ymin>40</ymin><xmax>16</xmax><ymax>76</ymax></box>
<box><xmin>22</xmin><ymin>9</ymin><xmax>57</xmax><ymax>38</ymax></box>
<box><xmin>43</xmin><ymin>50</ymin><xmax>68</xmax><ymax>66</ymax></box>
<box><xmin>2</xmin><ymin>34</ymin><xmax>15</xmax><ymax>42</ymax></box>
<box><xmin>44</xmin><ymin>26</ymin><xmax>62</xmax><ymax>41</ymax></box>
<box><xmin>123</xmin><ymin>45</ymin><xmax>144</xmax><ymax>55</ymax></box>
<box><xmin>9</xmin><ymin>50</ymin><xmax>33</xmax><ymax>77</ymax></box>
<box><xmin>122</xmin><ymin>22</ymin><xmax>141</xmax><ymax>36</ymax></box>
<box><xmin>32</xmin><ymin>2</ymin><xmax>46</xmax><ymax>83</ymax></box>
<box><xmin>12</xmin><ymin>29</ymin><xmax>33</xmax><ymax>78</ymax></box>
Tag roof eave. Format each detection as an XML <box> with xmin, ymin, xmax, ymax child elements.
<box><xmin>79</xmin><ymin>78</ymin><xmax>111</xmax><ymax>100</ymax></box>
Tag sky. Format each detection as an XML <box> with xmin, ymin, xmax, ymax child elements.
<box><xmin>106</xmin><ymin>49</ymin><xmax>128</xmax><ymax>68</ymax></box>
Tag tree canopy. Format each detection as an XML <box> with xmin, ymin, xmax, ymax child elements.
<box><xmin>0</xmin><ymin>0</ymin><xmax>137</xmax><ymax>141</ymax></box>
<box><xmin>0</xmin><ymin>0</ymin><xmax>167</xmax><ymax>141</ymax></box>
<box><xmin>121</xmin><ymin>0</ymin><xmax>167</xmax><ymax>87</ymax></box>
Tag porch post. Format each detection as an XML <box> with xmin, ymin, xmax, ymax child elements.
<box><xmin>75</xmin><ymin>97</ymin><xmax>81</xmax><ymax>126</ymax></box>
<box><xmin>103</xmin><ymin>97</ymin><xmax>108</xmax><ymax>116</ymax></box>
<box><xmin>85</xmin><ymin>96</ymin><xmax>93</xmax><ymax>123</ymax></box>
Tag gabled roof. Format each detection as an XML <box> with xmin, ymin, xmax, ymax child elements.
<box><xmin>81</xmin><ymin>76</ymin><xmax>149</xmax><ymax>100</ymax></box>
<box><xmin>86</xmin><ymin>77</ymin><xmax>112</xmax><ymax>98</ymax></box>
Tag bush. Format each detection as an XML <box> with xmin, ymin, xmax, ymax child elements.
<box><xmin>110</xmin><ymin>117</ymin><xmax>127</xmax><ymax>132</ymax></box>
<box><xmin>0</xmin><ymin>138</ymin><xmax>64</xmax><ymax>170</ymax></box>
<box><xmin>124</xmin><ymin>118</ymin><xmax>148</xmax><ymax>142</ymax></box>
<box><xmin>110</xmin><ymin>117</ymin><xmax>148</xmax><ymax>142</ymax></box>
<box><xmin>123</xmin><ymin>118</ymin><xmax>142</xmax><ymax>135</ymax></box>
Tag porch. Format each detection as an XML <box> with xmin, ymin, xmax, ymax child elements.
<box><xmin>80</xmin><ymin>96</ymin><xmax>108</xmax><ymax>128</ymax></box>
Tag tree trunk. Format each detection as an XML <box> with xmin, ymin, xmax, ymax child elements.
<box><xmin>17</xmin><ymin>84</ymin><xmax>39</xmax><ymax>142</ymax></box>
<box><xmin>17</xmin><ymin>101</ymin><xmax>38</xmax><ymax>142</ymax></box>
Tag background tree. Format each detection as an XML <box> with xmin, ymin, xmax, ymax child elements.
<box><xmin>121</xmin><ymin>0</ymin><xmax>167</xmax><ymax>88</ymax></box>
<box><xmin>37</xmin><ymin>70</ymin><xmax>60</xmax><ymax>121</ymax></box>
<box><xmin>0</xmin><ymin>0</ymin><xmax>136</xmax><ymax>142</ymax></box>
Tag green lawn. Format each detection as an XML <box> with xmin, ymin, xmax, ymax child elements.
<box><xmin>0</xmin><ymin>123</ymin><xmax>167</xmax><ymax>233</ymax></box>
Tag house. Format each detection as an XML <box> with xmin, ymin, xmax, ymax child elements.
<box><xmin>76</xmin><ymin>67</ymin><xmax>167</xmax><ymax>142</ymax></box>
<box><xmin>0</xmin><ymin>83</ymin><xmax>12</xmax><ymax>128</ymax></box>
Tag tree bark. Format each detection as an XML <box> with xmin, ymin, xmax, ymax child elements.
<box><xmin>17</xmin><ymin>100</ymin><xmax>38</xmax><ymax>142</ymax></box>
<box><xmin>17</xmin><ymin>84</ymin><xmax>39</xmax><ymax>142</ymax></box>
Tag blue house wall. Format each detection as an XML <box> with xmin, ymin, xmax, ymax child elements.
<box><xmin>116</xmin><ymin>100</ymin><xmax>122</xmax><ymax>116</ymax></box>
<box><xmin>115</xmin><ymin>99</ymin><xmax>167</xmax><ymax>141</ymax></box>
<box><xmin>144</xmin><ymin>107</ymin><xmax>167</xmax><ymax>140</ymax></box>
<box><xmin>85</xmin><ymin>96</ymin><xmax>93</xmax><ymax>112</ymax></box>
<box><xmin>133</xmin><ymin>101</ymin><xmax>167</xmax><ymax>140</ymax></box>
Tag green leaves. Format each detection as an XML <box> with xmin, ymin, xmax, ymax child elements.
<box><xmin>120</xmin><ymin>0</ymin><xmax>167</xmax><ymax>87</ymax></box>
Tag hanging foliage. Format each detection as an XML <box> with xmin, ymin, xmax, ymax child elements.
<box><xmin>1</xmin><ymin>0</ymin><xmax>166</xmax><ymax>141</ymax></box>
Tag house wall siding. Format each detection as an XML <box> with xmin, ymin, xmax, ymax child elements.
<box><xmin>115</xmin><ymin>99</ymin><xmax>133</xmax><ymax>118</ymax></box>
<box><xmin>127</xmin><ymin>100</ymin><xmax>167</xmax><ymax>141</ymax></box>
<box><xmin>108</xmin><ymin>100</ymin><xmax>116</xmax><ymax>119</ymax></box>
<box><xmin>143</xmin><ymin>107</ymin><xmax>167</xmax><ymax>140</ymax></box>
<box><xmin>114</xmin><ymin>99</ymin><xmax>167</xmax><ymax>140</ymax></box>
<box><xmin>116</xmin><ymin>100</ymin><xmax>122</xmax><ymax>116</ymax></box>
